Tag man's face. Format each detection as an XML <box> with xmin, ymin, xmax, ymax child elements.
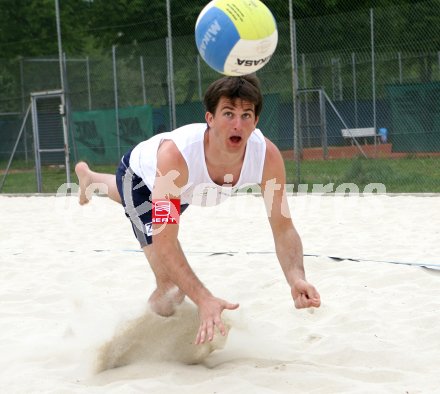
<box><xmin>205</xmin><ymin>97</ymin><xmax>259</xmax><ymax>151</ymax></box>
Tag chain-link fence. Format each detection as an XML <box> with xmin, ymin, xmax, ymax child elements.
<box><xmin>1</xmin><ymin>0</ymin><xmax>440</xmax><ymax>193</ymax></box>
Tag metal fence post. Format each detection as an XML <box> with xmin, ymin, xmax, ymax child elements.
<box><xmin>352</xmin><ymin>52</ymin><xmax>358</xmax><ymax>128</ymax></box>
<box><xmin>19</xmin><ymin>57</ymin><xmax>28</xmax><ymax>162</ymax></box>
<box><xmin>112</xmin><ymin>45</ymin><xmax>121</xmax><ymax>158</ymax></box>
<box><xmin>55</xmin><ymin>0</ymin><xmax>71</xmax><ymax>183</ymax></box>
<box><xmin>398</xmin><ymin>51</ymin><xmax>403</xmax><ymax>84</ymax></box>
<box><xmin>166</xmin><ymin>0</ymin><xmax>176</xmax><ymax>130</ymax></box>
<box><xmin>289</xmin><ymin>0</ymin><xmax>301</xmax><ymax>185</ymax></box>
<box><xmin>320</xmin><ymin>89</ymin><xmax>328</xmax><ymax>160</ymax></box>
<box><xmin>302</xmin><ymin>53</ymin><xmax>311</xmax><ymax>148</ymax></box>
<box><xmin>86</xmin><ymin>56</ymin><xmax>92</xmax><ymax>110</ymax></box>
<box><xmin>166</xmin><ymin>38</ymin><xmax>173</xmax><ymax>131</ymax></box>
<box><xmin>438</xmin><ymin>51</ymin><xmax>440</xmax><ymax>79</ymax></box>
<box><xmin>63</xmin><ymin>52</ymin><xmax>77</xmax><ymax>164</ymax></box>
<box><xmin>140</xmin><ymin>56</ymin><xmax>147</xmax><ymax>105</ymax></box>
<box><xmin>31</xmin><ymin>97</ymin><xmax>42</xmax><ymax>192</ymax></box>
<box><xmin>370</xmin><ymin>8</ymin><xmax>377</xmax><ymax>154</ymax></box>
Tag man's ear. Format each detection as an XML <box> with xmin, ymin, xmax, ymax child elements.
<box><xmin>254</xmin><ymin>115</ymin><xmax>259</xmax><ymax>127</ymax></box>
<box><xmin>205</xmin><ymin>111</ymin><xmax>214</xmax><ymax>127</ymax></box>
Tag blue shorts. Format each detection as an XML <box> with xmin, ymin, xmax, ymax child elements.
<box><xmin>115</xmin><ymin>149</ymin><xmax>189</xmax><ymax>246</ymax></box>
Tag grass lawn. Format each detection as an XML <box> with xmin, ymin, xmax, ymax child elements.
<box><xmin>0</xmin><ymin>164</ymin><xmax>117</xmax><ymax>194</ymax></box>
<box><xmin>1</xmin><ymin>156</ymin><xmax>440</xmax><ymax>194</ymax></box>
<box><xmin>285</xmin><ymin>156</ymin><xmax>440</xmax><ymax>193</ymax></box>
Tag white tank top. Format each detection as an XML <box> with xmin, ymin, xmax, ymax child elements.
<box><xmin>129</xmin><ymin>123</ymin><xmax>266</xmax><ymax>206</ymax></box>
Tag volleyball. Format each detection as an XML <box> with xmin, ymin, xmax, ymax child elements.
<box><xmin>195</xmin><ymin>0</ymin><xmax>278</xmax><ymax>76</ymax></box>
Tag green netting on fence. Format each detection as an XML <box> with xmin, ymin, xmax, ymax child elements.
<box><xmin>387</xmin><ymin>82</ymin><xmax>440</xmax><ymax>152</ymax></box>
<box><xmin>71</xmin><ymin>105</ymin><xmax>153</xmax><ymax>164</ymax></box>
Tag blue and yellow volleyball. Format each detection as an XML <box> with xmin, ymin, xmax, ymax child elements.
<box><xmin>195</xmin><ymin>0</ymin><xmax>278</xmax><ymax>76</ymax></box>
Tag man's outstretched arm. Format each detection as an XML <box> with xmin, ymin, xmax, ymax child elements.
<box><xmin>260</xmin><ymin>139</ymin><xmax>321</xmax><ymax>309</ymax></box>
<box><xmin>152</xmin><ymin>141</ymin><xmax>239</xmax><ymax>344</ymax></box>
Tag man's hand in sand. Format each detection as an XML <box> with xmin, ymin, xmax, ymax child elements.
<box><xmin>291</xmin><ymin>279</ymin><xmax>321</xmax><ymax>309</ymax></box>
<box><xmin>195</xmin><ymin>296</ymin><xmax>239</xmax><ymax>345</ymax></box>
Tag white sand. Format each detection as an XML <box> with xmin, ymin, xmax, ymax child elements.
<box><xmin>1</xmin><ymin>193</ymin><xmax>440</xmax><ymax>393</ymax></box>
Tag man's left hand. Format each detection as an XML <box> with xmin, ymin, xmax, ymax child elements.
<box><xmin>291</xmin><ymin>279</ymin><xmax>321</xmax><ymax>309</ymax></box>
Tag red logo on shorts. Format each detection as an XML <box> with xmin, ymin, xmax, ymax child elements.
<box><xmin>152</xmin><ymin>199</ymin><xmax>180</xmax><ymax>224</ymax></box>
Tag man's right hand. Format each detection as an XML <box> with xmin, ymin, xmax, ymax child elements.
<box><xmin>195</xmin><ymin>296</ymin><xmax>239</xmax><ymax>345</ymax></box>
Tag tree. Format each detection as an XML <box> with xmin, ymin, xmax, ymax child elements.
<box><xmin>0</xmin><ymin>0</ymin><xmax>92</xmax><ymax>58</ymax></box>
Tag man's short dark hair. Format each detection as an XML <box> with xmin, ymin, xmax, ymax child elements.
<box><xmin>203</xmin><ymin>74</ymin><xmax>263</xmax><ymax>117</ymax></box>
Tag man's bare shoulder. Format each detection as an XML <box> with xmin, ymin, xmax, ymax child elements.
<box><xmin>156</xmin><ymin>139</ymin><xmax>188</xmax><ymax>187</ymax></box>
<box><xmin>157</xmin><ymin>139</ymin><xmax>180</xmax><ymax>159</ymax></box>
<box><xmin>262</xmin><ymin>137</ymin><xmax>285</xmax><ymax>180</ymax></box>
<box><xmin>264</xmin><ymin>137</ymin><xmax>282</xmax><ymax>157</ymax></box>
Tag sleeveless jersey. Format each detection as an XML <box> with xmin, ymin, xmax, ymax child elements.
<box><xmin>129</xmin><ymin>123</ymin><xmax>266</xmax><ymax>206</ymax></box>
